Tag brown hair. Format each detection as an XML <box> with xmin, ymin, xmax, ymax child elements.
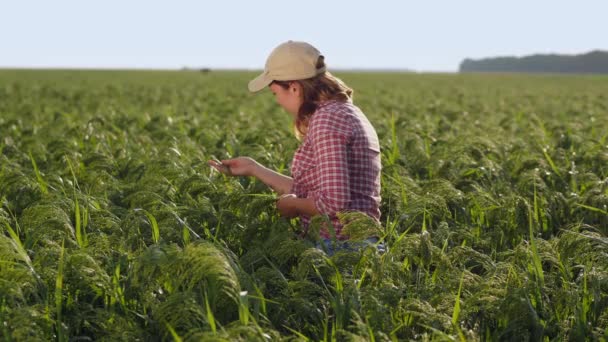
<box><xmin>271</xmin><ymin>56</ymin><xmax>353</xmax><ymax>139</ymax></box>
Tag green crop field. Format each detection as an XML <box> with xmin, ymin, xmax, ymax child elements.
<box><xmin>1</xmin><ymin>69</ymin><xmax>607</xmax><ymax>341</ymax></box>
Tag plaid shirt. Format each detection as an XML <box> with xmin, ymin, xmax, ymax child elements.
<box><xmin>290</xmin><ymin>99</ymin><xmax>381</xmax><ymax>240</ymax></box>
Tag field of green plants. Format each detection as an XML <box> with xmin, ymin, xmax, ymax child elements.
<box><xmin>1</xmin><ymin>69</ymin><xmax>607</xmax><ymax>341</ymax></box>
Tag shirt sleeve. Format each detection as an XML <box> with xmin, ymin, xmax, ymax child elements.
<box><xmin>309</xmin><ymin>119</ymin><xmax>351</xmax><ymax>216</ymax></box>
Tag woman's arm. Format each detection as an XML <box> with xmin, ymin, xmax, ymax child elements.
<box><xmin>208</xmin><ymin>157</ymin><xmax>293</xmax><ymax>195</ymax></box>
<box><xmin>276</xmin><ymin>194</ymin><xmax>320</xmax><ymax>218</ymax></box>
<box><xmin>250</xmin><ymin>164</ymin><xmax>293</xmax><ymax>195</ymax></box>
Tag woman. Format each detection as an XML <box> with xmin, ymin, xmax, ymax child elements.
<box><xmin>208</xmin><ymin>40</ymin><xmax>383</xmax><ymax>255</ymax></box>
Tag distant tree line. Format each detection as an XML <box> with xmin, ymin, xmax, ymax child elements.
<box><xmin>460</xmin><ymin>50</ymin><xmax>608</xmax><ymax>74</ymax></box>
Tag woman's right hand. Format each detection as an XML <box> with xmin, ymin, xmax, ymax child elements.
<box><xmin>207</xmin><ymin>157</ymin><xmax>259</xmax><ymax>177</ymax></box>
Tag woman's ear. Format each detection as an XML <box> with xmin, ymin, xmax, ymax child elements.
<box><xmin>290</xmin><ymin>82</ymin><xmax>302</xmax><ymax>93</ymax></box>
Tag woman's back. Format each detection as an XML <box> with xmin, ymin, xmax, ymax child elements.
<box><xmin>291</xmin><ymin>99</ymin><xmax>381</xmax><ymax>239</ymax></box>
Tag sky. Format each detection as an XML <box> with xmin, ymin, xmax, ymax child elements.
<box><xmin>1</xmin><ymin>0</ymin><xmax>607</xmax><ymax>72</ymax></box>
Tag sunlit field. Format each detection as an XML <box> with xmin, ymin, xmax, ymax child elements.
<box><xmin>1</xmin><ymin>69</ymin><xmax>607</xmax><ymax>341</ymax></box>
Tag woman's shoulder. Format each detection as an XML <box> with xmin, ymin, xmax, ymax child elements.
<box><xmin>313</xmin><ymin>99</ymin><xmax>357</xmax><ymax>121</ymax></box>
<box><xmin>316</xmin><ymin>98</ymin><xmax>353</xmax><ymax>112</ymax></box>
<box><xmin>309</xmin><ymin>99</ymin><xmax>355</xmax><ymax>136</ymax></box>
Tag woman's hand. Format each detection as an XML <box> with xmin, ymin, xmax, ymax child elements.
<box><xmin>276</xmin><ymin>194</ymin><xmax>299</xmax><ymax>218</ymax></box>
<box><xmin>208</xmin><ymin>157</ymin><xmax>259</xmax><ymax>177</ymax></box>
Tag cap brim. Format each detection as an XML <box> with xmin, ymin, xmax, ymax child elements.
<box><xmin>248</xmin><ymin>72</ymin><xmax>272</xmax><ymax>93</ymax></box>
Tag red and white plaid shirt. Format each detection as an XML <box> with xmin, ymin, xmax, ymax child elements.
<box><xmin>290</xmin><ymin>99</ymin><xmax>381</xmax><ymax>240</ymax></box>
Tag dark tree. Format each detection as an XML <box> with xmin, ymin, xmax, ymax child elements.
<box><xmin>460</xmin><ymin>50</ymin><xmax>608</xmax><ymax>74</ymax></box>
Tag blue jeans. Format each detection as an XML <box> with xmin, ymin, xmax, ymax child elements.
<box><xmin>315</xmin><ymin>237</ymin><xmax>386</xmax><ymax>256</ymax></box>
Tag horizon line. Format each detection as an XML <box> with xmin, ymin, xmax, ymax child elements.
<box><xmin>0</xmin><ymin>66</ymin><xmax>458</xmax><ymax>73</ymax></box>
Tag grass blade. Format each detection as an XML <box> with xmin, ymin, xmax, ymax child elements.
<box><xmin>29</xmin><ymin>151</ymin><xmax>48</xmax><ymax>194</ymax></box>
<box><xmin>135</xmin><ymin>209</ymin><xmax>160</xmax><ymax>244</ymax></box>
<box><xmin>55</xmin><ymin>240</ymin><xmax>66</xmax><ymax>342</ymax></box>
<box><xmin>204</xmin><ymin>290</ymin><xmax>217</xmax><ymax>334</ymax></box>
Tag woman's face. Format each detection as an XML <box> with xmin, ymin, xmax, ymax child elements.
<box><xmin>269</xmin><ymin>82</ymin><xmax>303</xmax><ymax>117</ymax></box>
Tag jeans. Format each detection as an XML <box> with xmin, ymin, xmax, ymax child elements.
<box><xmin>315</xmin><ymin>237</ymin><xmax>386</xmax><ymax>256</ymax></box>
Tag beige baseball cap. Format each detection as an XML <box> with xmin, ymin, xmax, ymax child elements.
<box><xmin>248</xmin><ymin>40</ymin><xmax>326</xmax><ymax>93</ymax></box>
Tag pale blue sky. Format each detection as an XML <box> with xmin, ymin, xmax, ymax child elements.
<box><xmin>2</xmin><ymin>0</ymin><xmax>606</xmax><ymax>72</ymax></box>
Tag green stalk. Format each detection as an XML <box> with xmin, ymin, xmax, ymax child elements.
<box><xmin>528</xmin><ymin>207</ymin><xmax>545</xmax><ymax>287</ymax></box>
<box><xmin>332</xmin><ymin>320</ymin><xmax>337</xmax><ymax>342</ymax></box>
<box><xmin>366</xmin><ymin>315</ymin><xmax>376</xmax><ymax>342</ymax></box>
<box><xmin>533</xmin><ymin>181</ymin><xmax>549</xmax><ymax>232</ymax></box>
<box><xmin>4</xmin><ymin>223</ymin><xmax>33</xmax><ymax>271</ymax></box>
<box><xmin>252</xmin><ymin>283</ymin><xmax>267</xmax><ymax>316</ymax></box>
<box><xmin>74</xmin><ymin>196</ymin><xmax>83</xmax><ymax>247</ymax></box>
<box><xmin>165</xmin><ymin>322</ymin><xmax>183</xmax><ymax>342</ymax></box>
<box><xmin>452</xmin><ymin>272</ymin><xmax>464</xmax><ymax>326</ymax></box>
<box><xmin>384</xmin><ymin>172</ymin><xmax>408</xmax><ymax>206</ymax></box>
<box><xmin>581</xmin><ymin>269</ymin><xmax>589</xmax><ymax>327</ymax></box>
<box><xmin>323</xmin><ymin>315</ymin><xmax>329</xmax><ymax>342</ymax></box>
<box><xmin>238</xmin><ymin>290</ymin><xmax>250</xmax><ymax>325</ymax></box>
<box><xmin>388</xmin><ymin>112</ymin><xmax>399</xmax><ymax>166</ymax></box>
<box><xmin>575</xmin><ymin>203</ymin><xmax>608</xmax><ymax>215</ymax></box>
<box><xmin>55</xmin><ymin>240</ymin><xmax>66</xmax><ymax>342</ymax></box>
<box><xmin>182</xmin><ymin>225</ymin><xmax>190</xmax><ymax>245</ymax></box>
<box><xmin>111</xmin><ymin>264</ymin><xmax>126</xmax><ymax>309</ymax></box>
<box><xmin>204</xmin><ymin>291</ymin><xmax>217</xmax><ymax>334</ymax></box>
<box><xmin>147</xmin><ymin>212</ymin><xmax>160</xmax><ymax>244</ymax></box>
<box><xmin>282</xmin><ymin>325</ymin><xmax>309</xmax><ymax>341</ymax></box>
<box><xmin>451</xmin><ymin>272</ymin><xmax>466</xmax><ymax>341</ymax></box>
<box><xmin>29</xmin><ymin>151</ymin><xmax>48</xmax><ymax>194</ymax></box>
<box><xmin>541</xmin><ymin>147</ymin><xmax>562</xmax><ymax>178</ymax></box>
<box><xmin>67</xmin><ymin>158</ymin><xmax>86</xmax><ymax>248</ymax></box>
<box><xmin>135</xmin><ymin>209</ymin><xmax>160</xmax><ymax>244</ymax></box>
